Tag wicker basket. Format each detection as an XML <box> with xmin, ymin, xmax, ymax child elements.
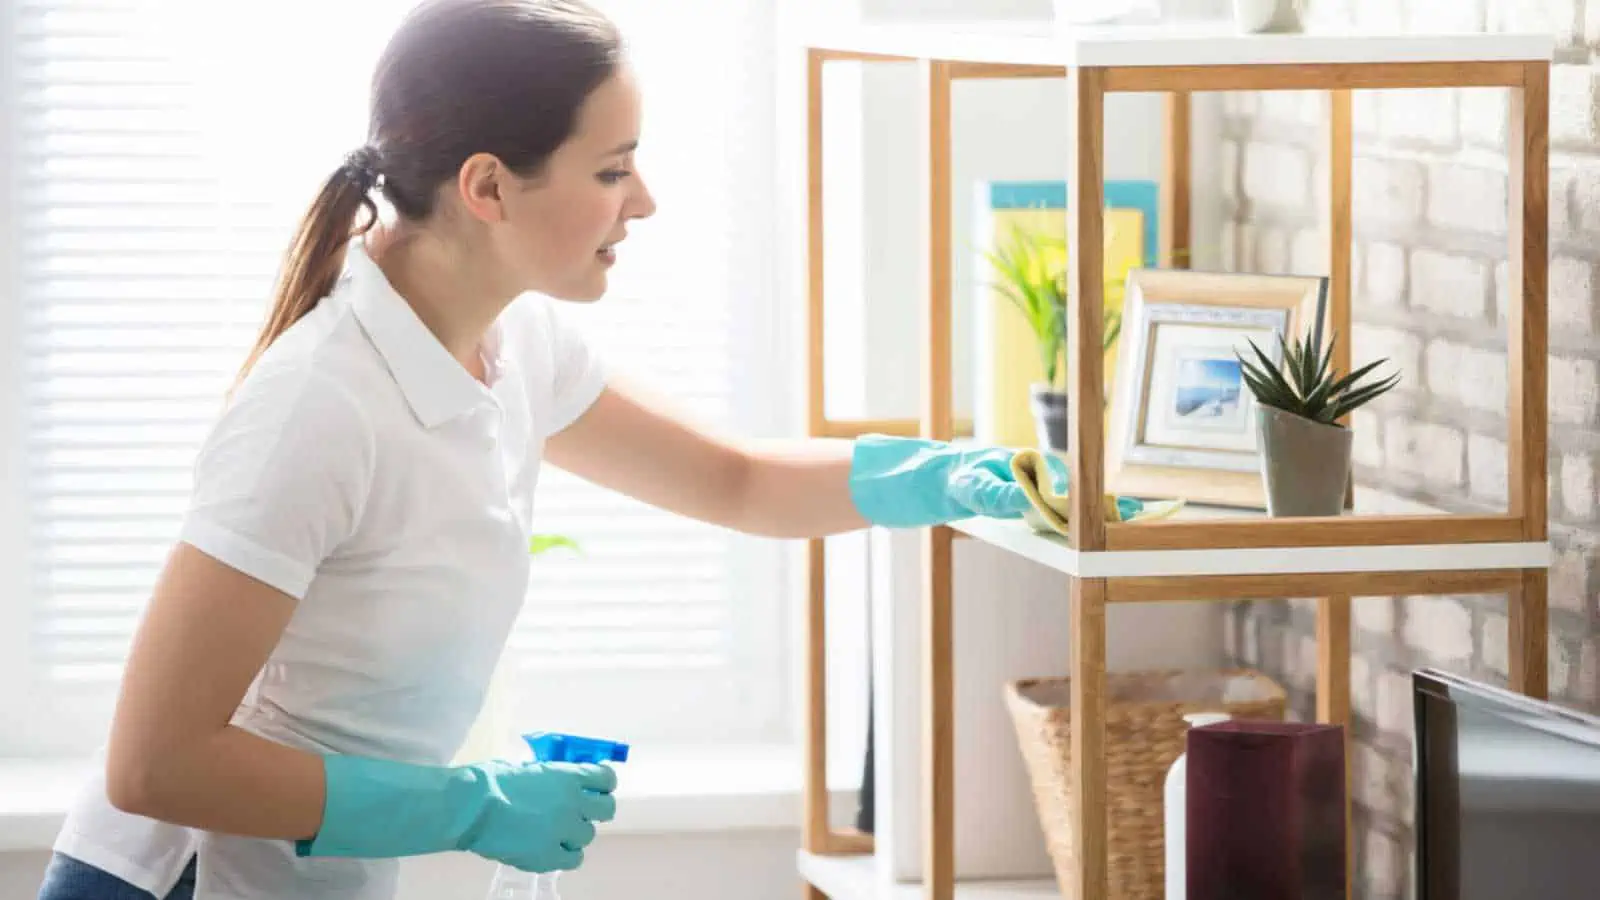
<box><xmin>1004</xmin><ymin>669</ymin><xmax>1287</xmax><ymax>900</ymax></box>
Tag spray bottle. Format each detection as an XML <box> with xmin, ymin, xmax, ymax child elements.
<box><xmin>484</xmin><ymin>731</ymin><xmax>630</xmax><ymax>900</ymax></box>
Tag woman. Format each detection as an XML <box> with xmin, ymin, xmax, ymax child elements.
<box><xmin>37</xmin><ymin>1</ymin><xmax>1056</xmax><ymax>898</ymax></box>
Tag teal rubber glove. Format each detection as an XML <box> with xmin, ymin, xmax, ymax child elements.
<box><xmin>848</xmin><ymin>434</ymin><xmax>1069</xmax><ymax>527</ymax></box>
<box><xmin>848</xmin><ymin>434</ymin><xmax>1147</xmax><ymax>526</ymax></box>
<box><xmin>296</xmin><ymin>754</ymin><xmax>617</xmax><ymax>873</ymax></box>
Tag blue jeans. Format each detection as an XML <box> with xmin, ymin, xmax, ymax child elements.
<box><xmin>36</xmin><ymin>853</ymin><xmax>196</xmax><ymax>900</ymax></box>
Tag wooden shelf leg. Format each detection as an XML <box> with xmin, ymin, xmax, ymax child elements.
<box><xmin>1321</xmin><ymin>86</ymin><xmax>1356</xmax><ymax>900</ymax></box>
<box><xmin>1316</xmin><ymin>595</ymin><xmax>1353</xmax><ymax>899</ymax></box>
<box><xmin>919</xmin><ymin>56</ymin><xmax>957</xmax><ymax>900</ymax></box>
<box><xmin>1511</xmin><ymin>569</ymin><xmax>1550</xmax><ymax>700</ymax></box>
<box><xmin>1067</xmin><ymin>63</ymin><xmax>1109</xmax><ymax>900</ymax></box>
<box><xmin>1508</xmin><ymin>62</ymin><xmax>1550</xmax><ymax>703</ymax></box>
<box><xmin>1508</xmin><ymin>63</ymin><xmax>1551</xmax><ymax>540</ymax></box>
<box><xmin>923</xmin><ymin>527</ymin><xmax>955</xmax><ymax>900</ymax></box>
<box><xmin>801</xmin><ymin>47</ymin><xmax>832</xmax><ymax>867</ymax></box>
<box><xmin>802</xmin><ymin>44</ymin><xmax>829</xmax><ymax>860</ymax></box>
<box><xmin>1071</xmin><ymin>576</ymin><xmax>1109</xmax><ymax>900</ymax></box>
<box><xmin>1160</xmin><ymin>90</ymin><xmax>1191</xmax><ymax>269</ymax></box>
<box><xmin>1066</xmin><ymin>64</ymin><xmax>1108</xmax><ymax>544</ymax></box>
<box><xmin>1328</xmin><ymin>89</ymin><xmax>1353</xmax><ymax>378</ymax></box>
<box><xmin>805</xmin><ymin>50</ymin><xmax>827</xmax><ymax>440</ymax></box>
<box><xmin>804</xmin><ymin>537</ymin><xmax>831</xmax><ymax>855</ymax></box>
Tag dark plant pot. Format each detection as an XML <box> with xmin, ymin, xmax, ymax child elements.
<box><xmin>1257</xmin><ymin>405</ymin><xmax>1352</xmax><ymax>517</ymax></box>
<box><xmin>1029</xmin><ymin>383</ymin><xmax>1070</xmax><ymax>453</ymax></box>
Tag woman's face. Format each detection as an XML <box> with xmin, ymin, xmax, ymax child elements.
<box><xmin>494</xmin><ymin>65</ymin><xmax>656</xmax><ymax>302</ymax></box>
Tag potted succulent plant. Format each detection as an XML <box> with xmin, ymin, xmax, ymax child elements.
<box><xmin>1234</xmin><ymin>327</ymin><xmax>1399</xmax><ymax>517</ymax></box>
<box><xmin>984</xmin><ymin>223</ymin><xmax>1122</xmax><ymax>453</ymax></box>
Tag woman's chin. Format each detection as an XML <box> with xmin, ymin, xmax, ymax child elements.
<box><xmin>546</xmin><ymin>276</ymin><xmax>608</xmax><ymax>303</ymax></box>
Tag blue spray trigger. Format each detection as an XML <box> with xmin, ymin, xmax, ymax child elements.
<box><xmin>522</xmin><ymin>731</ymin><xmax>630</xmax><ymax>765</ymax></box>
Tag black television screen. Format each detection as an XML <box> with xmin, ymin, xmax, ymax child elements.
<box><xmin>1414</xmin><ymin>667</ymin><xmax>1600</xmax><ymax>900</ymax></box>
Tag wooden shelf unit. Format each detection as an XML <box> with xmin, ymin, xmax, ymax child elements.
<box><xmin>799</xmin><ymin>17</ymin><xmax>1554</xmax><ymax>900</ymax></box>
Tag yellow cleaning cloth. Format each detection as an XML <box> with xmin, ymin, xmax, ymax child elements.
<box><xmin>1009</xmin><ymin>448</ymin><xmax>1185</xmax><ymax>535</ymax></box>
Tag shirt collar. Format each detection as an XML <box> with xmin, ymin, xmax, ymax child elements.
<box><xmin>344</xmin><ymin>240</ymin><xmax>501</xmax><ymax>429</ymax></box>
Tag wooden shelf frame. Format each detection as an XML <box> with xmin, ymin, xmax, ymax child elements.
<box><xmin>801</xmin><ymin>40</ymin><xmax>1551</xmax><ymax>900</ymax></box>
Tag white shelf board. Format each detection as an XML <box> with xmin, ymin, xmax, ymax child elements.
<box><xmin>798</xmin><ymin>851</ymin><xmax>1057</xmax><ymax>900</ymax></box>
<box><xmin>803</xmin><ymin>17</ymin><xmax>1553</xmax><ymax>69</ymax></box>
<box><xmin>948</xmin><ymin>514</ymin><xmax>1552</xmax><ymax>579</ymax></box>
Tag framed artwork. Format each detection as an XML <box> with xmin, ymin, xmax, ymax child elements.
<box><xmin>1107</xmin><ymin>268</ymin><xmax>1328</xmax><ymax>509</ymax></box>
<box><xmin>973</xmin><ymin>179</ymin><xmax>1158</xmax><ymax>449</ymax></box>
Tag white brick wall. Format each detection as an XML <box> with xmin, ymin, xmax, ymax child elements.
<box><xmin>1481</xmin><ymin>611</ymin><xmax>1511</xmax><ymax>674</ymax></box>
<box><xmin>1551</xmin><ymin>543</ymin><xmax>1596</xmax><ymax>610</ymax></box>
<box><xmin>1468</xmin><ymin>432</ymin><xmax>1511</xmax><ymax>502</ymax></box>
<box><xmin>1426</xmin><ymin>163</ymin><xmax>1508</xmax><ymax>235</ymax></box>
<box><xmin>1410</xmin><ymin>248</ymin><xmax>1491</xmax><ymax>321</ymax></box>
<box><xmin>1552</xmin><ymin>65</ymin><xmax>1600</xmax><ymax>144</ymax></box>
<box><xmin>1570</xmin><ymin>643</ymin><xmax>1596</xmax><ymax>702</ymax></box>
<box><xmin>1352</xmin><ymin>156</ymin><xmax>1425</xmax><ymax>226</ymax></box>
<box><xmin>1242</xmin><ymin>141</ymin><xmax>1312</xmax><ymax>209</ymax></box>
<box><xmin>1361</xmin><ymin>240</ymin><xmax>1408</xmax><ymax>306</ymax></box>
<box><xmin>1587</xmin><ymin>0</ymin><xmax>1600</xmax><ymax>42</ymax></box>
<box><xmin>1353</xmin><ymin>323</ymin><xmax>1423</xmax><ymax>381</ymax></box>
<box><xmin>1550</xmin><ymin>354</ymin><xmax>1599</xmax><ymax>424</ymax></box>
<box><xmin>1550</xmin><ymin>256</ymin><xmax>1597</xmax><ymax>335</ymax></box>
<box><xmin>1353</xmin><ymin>595</ymin><xmax>1395</xmax><ymax>635</ymax></box>
<box><xmin>1351</xmin><ymin>408</ymin><xmax>1385</xmax><ymax>467</ymax></box>
<box><xmin>1423</xmin><ymin>339</ymin><xmax>1508</xmax><ymax>412</ymax></box>
<box><xmin>1403</xmin><ymin>596</ymin><xmax>1477</xmax><ymax>661</ymax></box>
<box><xmin>1573</xmin><ymin>163</ymin><xmax>1600</xmax><ymax>231</ymax></box>
<box><xmin>1223</xmin><ymin>3</ymin><xmax>1600</xmax><ymax>897</ymax></box>
<box><xmin>1562</xmin><ymin>451</ymin><xmax>1597</xmax><ymax>518</ymax></box>
<box><xmin>1459</xmin><ymin>89</ymin><xmax>1508</xmax><ymax>146</ymax></box>
<box><xmin>1381</xmin><ymin>89</ymin><xmax>1460</xmax><ymax>147</ymax></box>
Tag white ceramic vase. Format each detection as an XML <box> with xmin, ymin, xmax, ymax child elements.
<box><xmin>1231</xmin><ymin>0</ymin><xmax>1308</xmax><ymax>33</ymax></box>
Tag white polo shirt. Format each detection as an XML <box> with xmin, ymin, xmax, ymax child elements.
<box><xmin>51</xmin><ymin>240</ymin><xmax>607</xmax><ymax>900</ymax></box>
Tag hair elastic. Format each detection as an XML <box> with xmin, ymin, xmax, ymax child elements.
<box><xmin>341</xmin><ymin>146</ymin><xmax>381</xmax><ymax>193</ymax></box>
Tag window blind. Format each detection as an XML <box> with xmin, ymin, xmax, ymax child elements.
<box><xmin>15</xmin><ymin>0</ymin><xmax>296</xmax><ymax>682</ymax></box>
<box><xmin>11</xmin><ymin>0</ymin><xmax>779</xmax><ymax>721</ymax></box>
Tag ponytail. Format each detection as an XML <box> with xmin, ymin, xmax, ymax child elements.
<box><xmin>232</xmin><ymin>147</ymin><xmax>382</xmax><ymax>391</ymax></box>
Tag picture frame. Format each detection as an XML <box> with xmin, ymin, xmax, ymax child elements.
<box><xmin>1107</xmin><ymin>268</ymin><xmax>1328</xmax><ymax>509</ymax></box>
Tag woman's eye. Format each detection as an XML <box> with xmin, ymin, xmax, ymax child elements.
<box><xmin>598</xmin><ymin>169</ymin><xmax>631</xmax><ymax>184</ymax></box>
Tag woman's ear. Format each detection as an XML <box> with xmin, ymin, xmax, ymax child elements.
<box><xmin>456</xmin><ymin>152</ymin><xmax>509</xmax><ymax>224</ymax></box>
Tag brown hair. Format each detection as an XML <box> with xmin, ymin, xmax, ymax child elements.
<box><xmin>234</xmin><ymin>0</ymin><xmax>622</xmax><ymax>385</ymax></box>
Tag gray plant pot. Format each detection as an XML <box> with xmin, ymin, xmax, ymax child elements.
<box><xmin>1029</xmin><ymin>383</ymin><xmax>1070</xmax><ymax>453</ymax></box>
<box><xmin>1257</xmin><ymin>405</ymin><xmax>1353</xmax><ymax>517</ymax></box>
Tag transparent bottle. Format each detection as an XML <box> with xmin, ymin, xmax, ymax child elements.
<box><xmin>486</xmin><ymin>867</ymin><xmax>561</xmax><ymax>900</ymax></box>
<box><xmin>1164</xmin><ymin>712</ymin><xmax>1231</xmax><ymax>900</ymax></box>
<box><xmin>483</xmin><ymin>732</ymin><xmax>630</xmax><ymax>900</ymax></box>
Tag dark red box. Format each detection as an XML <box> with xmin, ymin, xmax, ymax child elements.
<box><xmin>1186</xmin><ymin>720</ymin><xmax>1346</xmax><ymax>900</ymax></box>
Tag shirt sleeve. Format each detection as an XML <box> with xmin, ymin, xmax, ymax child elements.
<box><xmin>537</xmin><ymin>298</ymin><xmax>608</xmax><ymax>438</ymax></box>
<box><xmin>177</xmin><ymin>369</ymin><xmax>376</xmax><ymax>600</ymax></box>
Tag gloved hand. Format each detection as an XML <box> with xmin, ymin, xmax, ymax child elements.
<box><xmin>848</xmin><ymin>433</ymin><xmax>1070</xmax><ymax>527</ymax></box>
<box><xmin>296</xmin><ymin>754</ymin><xmax>617</xmax><ymax>873</ymax></box>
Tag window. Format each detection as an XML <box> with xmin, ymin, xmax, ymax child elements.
<box><xmin>0</xmin><ymin>0</ymin><xmax>791</xmax><ymax>756</ymax></box>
